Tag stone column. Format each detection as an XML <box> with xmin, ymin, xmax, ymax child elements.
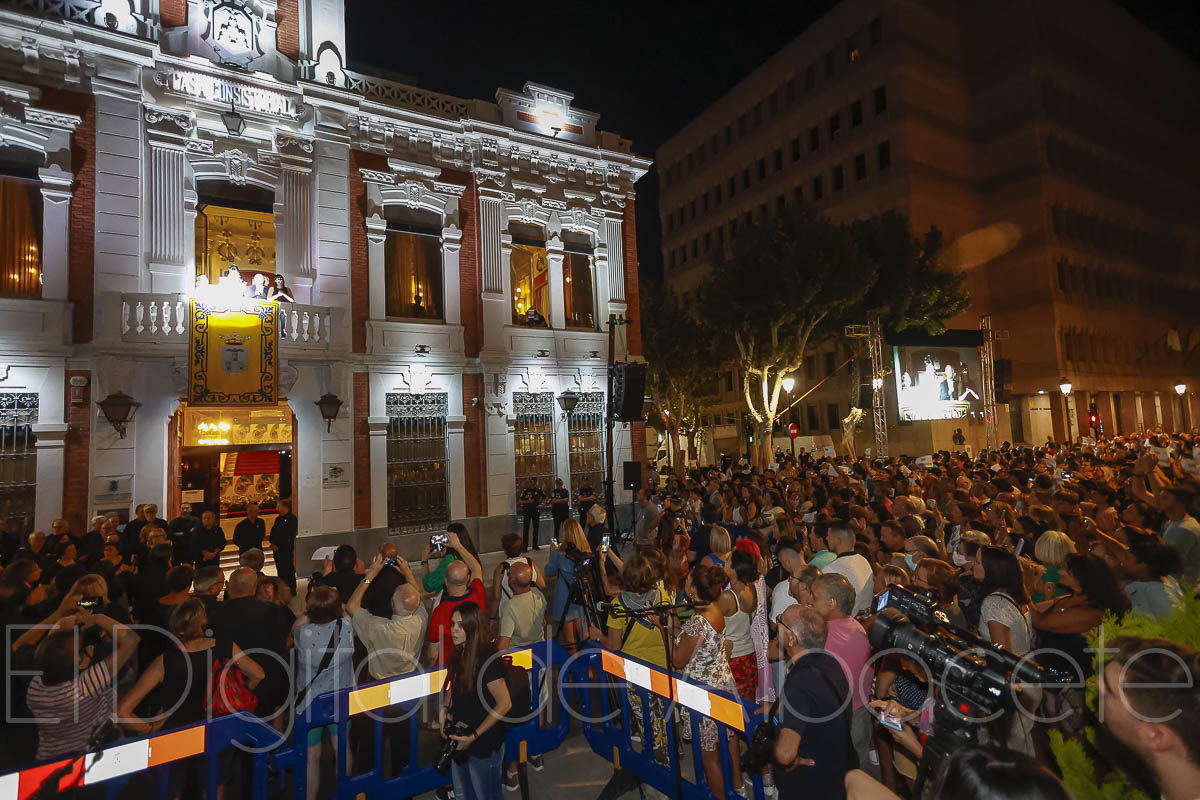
<box><xmin>478</xmin><ymin>195</ymin><xmax>511</xmax><ymax>339</ymax></box>
<box><xmin>367</xmin><ymin>416</ymin><xmax>389</xmax><ymax>528</ymax></box>
<box><xmin>442</xmin><ymin>221</ymin><xmax>463</xmax><ymax>326</ymax></box>
<box><xmin>447</xmin><ymin>415</ymin><xmax>467</xmax><ymax>520</ymax></box>
<box><xmin>276</xmin><ymin>165</ymin><xmax>314</xmax><ymax>290</ymax></box>
<box><xmin>38</xmin><ymin>170</ymin><xmax>72</xmax><ymax>301</ymax></box>
<box><xmin>147</xmin><ymin>140</ymin><xmax>191</xmax><ymax>292</ymax></box>
<box><xmin>31</xmin><ymin>422</ymin><xmax>69</xmax><ymax>532</ymax></box>
<box><xmin>365</xmin><ymin>214</ymin><xmax>387</xmax><ymax>320</ymax></box>
<box><xmin>546</xmin><ymin>234</ymin><xmax>565</xmax><ymax>330</ymax></box>
<box><xmin>604</xmin><ymin>217</ymin><xmax>626</xmax><ymax>311</ymax></box>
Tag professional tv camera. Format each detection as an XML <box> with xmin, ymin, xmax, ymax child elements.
<box><xmin>869</xmin><ymin>585</ymin><xmax>1062</xmax><ymax>791</ymax></box>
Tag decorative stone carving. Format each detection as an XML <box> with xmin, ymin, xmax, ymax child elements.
<box><xmin>218</xmin><ymin>149</ymin><xmax>249</xmax><ymax>185</ymax></box>
<box><xmin>187</xmin><ymin>138</ymin><xmax>215</xmax><ymax>155</ymax></box>
<box><xmin>275</xmin><ymin>130</ymin><xmax>314</xmax><ymax>155</ymax></box>
<box><xmin>279</xmin><ymin>363</ymin><xmax>299</xmax><ymax>396</ymax></box>
<box><xmin>359</xmin><ymin>168</ymin><xmax>395</xmax><ymax>184</ymax></box>
<box><xmin>144</xmin><ymin>106</ymin><xmax>193</xmax><ymax>132</ymax></box>
<box><xmin>25</xmin><ymin>108</ymin><xmax>81</xmax><ymax>131</ymax></box>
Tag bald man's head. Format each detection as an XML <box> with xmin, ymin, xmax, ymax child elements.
<box><xmin>445</xmin><ymin>560</ymin><xmax>470</xmax><ymax>591</ymax></box>
<box><xmin>226</xmin><ymin>567</ymin><xmax>258</xmax><ymax>599</ymax></box>
<box><xmin>509</xmin><ymin>561</ymin><xmax>533</xmax><ymax>593</ymax></box>
<box><xmin>379</xmin><ymin>542</ymin><xmax>398</xmax><ymax>560</ymax></box>
<box><xmin>392</xmin><ymin>584</ymin><xmax>421</xmax><ymax>616</ymax></box>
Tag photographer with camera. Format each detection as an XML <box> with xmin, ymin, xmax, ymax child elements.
<box><xmin>439</xmin><ymin>601</ymin><xmax>512</xmax><ymax>800</ymax></box>
<box><xmin>426</xmin><ymin>532</ymin><xmax>485</xmax><ymax>667</ymax></box>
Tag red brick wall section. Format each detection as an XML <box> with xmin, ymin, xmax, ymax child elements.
<box><xmin>461</xmin><ymin>373</ymin><xmax>487</xmax><ymax>518</ymax></box>
<box><xmin>457</xmin><ymin>176</ymin><xmax>483</xmax><ymax>357</ymax></box>
<box><xmin>63</xmin><ymin>370</ymin><xmax>91</xmax><ymax>533</ymax></box>
<box><xmin>160</xmin><ymin>0</ymin><xmax>186</xmax><ymax>27</ymax></box>
<box><xmin>353</xmin><ymin>372</ymin><xmax>371</xmax><ymax>529</ymax></box>
<box><xmin>40</xmin><ymin>89</ymin><xmax>95</xmax><ymax>344</ymax></box>
<box><xmin>347</xmin><ymin>150</ymin><xmax>388</xmax><ymax>354</ymax></box>
<box><xmin>275</xmin><ymin>0</ymin><xmax>301</xmax><ymax>61</ymax></box>
<box><xmin>622</xmin><ymin>200</ymin><xmax>642</xmax><ymax>356</ymax></box>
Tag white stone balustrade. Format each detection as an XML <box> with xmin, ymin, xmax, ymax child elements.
<box><xmin>120</xmin><ymin>293</ymin><xmax>339</xmax><ymax>351</ymax></box>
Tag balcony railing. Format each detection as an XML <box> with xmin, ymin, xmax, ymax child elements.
<box><xmin>2</xmin><ymin>0</ymin><xmax>157</xmax><ymax>39</ymax></box>
<box><xmin>120</xmin><ymin>293</ymin><xmax>339</xmax><ymax>352</ymax></box>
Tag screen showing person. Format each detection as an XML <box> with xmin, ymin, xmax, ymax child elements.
<box><xmin>892</xmin><ymin>345</ymin><xmax>983</xmax><ymax>422</ymax></box>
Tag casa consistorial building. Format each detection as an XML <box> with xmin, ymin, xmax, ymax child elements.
<box><xmin>0</xmin><ymin>0</ymin><xmax>650</xmax><ymax>554</ymax></box>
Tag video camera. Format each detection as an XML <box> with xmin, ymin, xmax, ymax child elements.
<box><xmin>869</xmin><ymin>586</ymin><xmax>1051</xmax><ymax>725</ymax></box>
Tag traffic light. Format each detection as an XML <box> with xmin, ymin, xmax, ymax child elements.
<box><xmin>1088</xmin><ymin>402</ymin><xmax>1100</xmax><ymax>432</ymax></box>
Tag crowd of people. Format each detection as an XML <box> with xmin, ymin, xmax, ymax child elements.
<box><xmin>1</xmin><ymin>429</ymin><xmax>1199</xmax><ymax>800</ymax></box>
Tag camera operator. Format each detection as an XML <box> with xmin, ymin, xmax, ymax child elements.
<box><xmin>773</xmin><ymin>605</ymin><xmax>857</xmax><ymax>800</ymax></box>
<box><xmin>545</xmin><ymin>520</ymin><xmax>591</xmax><ymax>652</ymax></box>
<box><xmin>440</xmin><ymin>601</ymin><xmax>512</xmax><ymax>800</ymax></box>
<box><xmin>844</xmin><ymin>744</ymin><xmax>1070</xmax><ymax>800</ymax></box>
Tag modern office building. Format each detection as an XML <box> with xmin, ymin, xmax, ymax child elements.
<box><xmin>0</xmin><ymin>0</ymin><xmax>650</xmax><ymax>551</ymax></box>
<box><xmin>657</xmin><ymin>0</ymin><xmax>1199</xmax><ymax>455</ymax></box>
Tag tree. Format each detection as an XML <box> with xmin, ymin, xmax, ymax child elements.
<box><xmin>701</xmin><ymin>206</ymin><xmax>875</xmax><ymax>465</ymax></box>
<box><xmin>641</xmin><ymin>282</ymin><xmax>718</xmax><ymax>471</ymax></box>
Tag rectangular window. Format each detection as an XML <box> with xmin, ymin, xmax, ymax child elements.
<box><xmin>0</xmin><ymin>393</ymin><xmax>38</xmax><ymax>535</ymax></box>
<box><xmin>691</xmin><ymin>240</ymin><xmax>698</xmax><ymax>257</ymax></box>
<box><xmin>726</xmin><ymin>412</ymin><xmax>736</xmax><ymax>426</ymax></box>
<box><xmin>806</xmin><ymin>359</ymin><xmax>816</xmax><ymax>380</ymax></box>
<box><xmin>568</xmin><ymin>392</ymin><xmax>605</xmax><ymax>507</ymax></box>
<box><xmin>679</xmin><ymin>247</ymin><xmax>687</xmax><ymax>264</ymax></box>
<box><xmin>385</xmin><ymin>229</ymin><xmax>443</xmax><ymax>320</ymax></box>
<box><xmin>513</xmin><ymin>391</ymin><xmax>556</xmax><ymax>514</ymax></box>
<box><xmin>703</xmin><ymin>232</ymin><xmax>711</xmax><ymax>251</ymax></box>
<box><xmin>711</xmin><ymin>133</ymin><xmax>719</xmax><ymax>155</ymax></box>
<box><xmin>698</xmin><ymin>143</ymin><xmax>706</xmax><ymax>163</ymax></box>
<box><xmin>869</xmin><ymin>16</ymin><xmax>882</xmax><ymax>46</ymax></box>
<box><xmin>724</xmin><ymin>372</ymin><xmax>734</xmax><ymax>392</ymax></box>
<box><xmin>845</xmin><ymin>35</ymin><xmax>859</xmax><ymax>63</ymax></box>
<box><xmin>807</xmin><ymin>403</ymin><xmax>819</xmax><ymax>431</ymax></box>
<box><xmin>878</xmin><ymin>140</ymin><xmax>892</xmax><ymax>170</ymax></box>
<box><xmin>701</xmin><ymin>194</ymin><xmax>709</xmax><ymax>213</ymax></box>
<box><xmin>563</xmin><ymin>251</ymin><xmax>596</xmax><ymax>329</ymax></box>
<box><xmin>714</xmin><ymin>184</ymin><xmax>722</xmax><ymax>204</ymax></box>
<box><xmin>809</xmin><ymin>126</ymin><xmax>820</xmax><ymax>152</ymax></box>
<box><xmin>773</xmin><ymin>148</ymin><xmax>783</xmax><ymax>171</ymax></box>
<box><xmin>854</xmin><ymin>152</ymin><xmax>867</xmax><ymax>181</ymax></box>
<box><xmin>744</xmin><ymin>211</ymin><xmax>753</xmax><ymax>226</ymax></box>
<box><xmin>794</xmin><ymin>185</ymin><xmax>803</xmax><ymax>204</ymax></box>
<box><xmin>665</xmin><ymin>214</ymin><xmax>673</xmax><ymax>233</ymax></box>
<box><xmin>667</xmin><ymin>250</ymin><xmax>675</xmax><ymax>270</ymax></box>
<box><xmin>512</xmin><ymin>242</ymin><xmax>550</xmax><ymax>325</ymax></box>
<box><xmin>824</xmin><ymin>49</ymin><xmax>836</xmax><ymax>77</ymax></box>
<box><xmin>827</xmin><ymin>403</ymin><xmax>840</xmax><ymax>429</ymax></box>
<box><xmin>769</xmin><ymin>92</ymin><xmax>779</xmax><ymax>115</ymax></box>
<box><xmin>759</xmin><ymin>203</ymin><xmax>768</xmax><ymax>221</ymax></box>
<box><xmin>757</xmin><ymin>158</ymin><xmax>766</xmax><ymax>180</ymax></box>
<box><xmin>386</xmin><ymin>392</ymin><xmax>449</xmax><ymax>533</ymax></box>
<box><xmin>689</xmin><ymin>200</ymin><xmax>696</xmax><ymax>220</ymax></box>
<box><xmin>777</xmin><ymin>195</ymin><xmax>786</xmax><ymax>216</ymax></box>
<box><xmin>824</xmin><ymin>351</ymin><xmax>836</xmax><ymax>375</ymax></box>
<box><xmin>786</xmin><ymin>77</ymin><xmax>797</xmax><ymax>103</ymax></box>
<box><xmin>833</xmin><ymin>164</ymin><xmax>845</xmax><ymax>191</ymax></box>
<box><xmin>728</xmin><ymin>176</ymin><xmax>737</xmax><ymax>197</ymax></box>
<box><xmin>829</xmin><ymin>113</ymin><xmax>841</xmax><ymax>140</ymax></box>
<box><xmin>851</xmin><ymin>100</ymin><xmax>863</xmax><ymax>127</ymax></box>
<box><xmin>730</xmin><ymin>218</ymin><xmax>738</xmax><ymax>236</ymax></box>
<box><xmin>805</xmin><ymin>64</ymin><xmax>816</xmax><ymax>90</ymax></box>
<box><xmin>716</xmin><ymin>225</ymin><xmax>725</xmax><ymax>247</ymax></box>
<box><xmin>874</xmin><ymin>85</ymin><xmax>887</xmax><ymax>114</ymax></box>
<box><xmin>686</xmin><ymin>152</ymin><xmax>694</xmax><ymax>172</ymax></box>
<box><xmin>725</xmin><ymin>124</ymin><xmax>733</xmax><ymax>145</ymax></box>
<box><xmin>812</xmin><ymin>175</ymin><xmax>824</xmax><ymax>200</ymax></box>
<box><xmin>196</xmin><ymin>203</ymin><xmax>275</xmax><ymax>284</ymax></box>
<box><xmin>742</xmin><ymin>168</ymin><xmax>751</xmax><ymax>189</ymax></box>
<box><xmin>791</xmin><ymin>137</ymin><xmax>802</xmax><ymax>161</ymax></box>
<box><xmin>0</xmin><ymin>177</ymin><xmax>44</xmax><ymax>298</ymax></box>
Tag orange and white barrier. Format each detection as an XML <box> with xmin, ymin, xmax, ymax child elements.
<box><xmin>599</xmin><ymin>650</ymin><xmax>745</xmax><ymax>732</ymax></box>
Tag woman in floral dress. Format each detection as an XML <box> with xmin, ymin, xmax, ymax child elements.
<box><xmin>674</xmin><ymin>564</ymin><xmax>745</xmax><ymax>797</ymax></box>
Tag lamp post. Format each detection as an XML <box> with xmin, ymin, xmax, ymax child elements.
<box><xmin>1175</xmin><ymin>383</ymin><xmax>1188</xmax><ymax>431</ymax></box>
<box><xmin>314</xmin><ymin>393</ymin><xmax>343</xmax><ymax>432</ymax></box>
<box><xmin>1059</xmin><ymin>377</ymin><xmax>1073</xmax><ymax>445</ymax></box>
<box><xmin>96</xmin><ymin>392</ymin><xmax>140</xmax><ymax>439</ymax></box>
<box><xmin>782</xmin><ymin>376</ymin><xmax>796</xmax><ymax>457</ymax></box>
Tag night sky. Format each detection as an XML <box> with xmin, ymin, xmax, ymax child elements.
<box><xmin>345</xmin><ymin>0</ymin><xmax>1199</xmax><ymax>284</ymax></box>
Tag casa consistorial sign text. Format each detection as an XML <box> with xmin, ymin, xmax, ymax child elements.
<box><xmin>154</xmin><ymin>68</ymin><xmax>302</xmax><ymax>119</ymax></box>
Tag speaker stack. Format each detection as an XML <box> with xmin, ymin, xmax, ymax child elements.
<box><xmin>610</xmin><ymin>362</ymin><xmax>647</xmax><ymax>422</ymax></box>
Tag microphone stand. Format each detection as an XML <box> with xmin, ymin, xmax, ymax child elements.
<box><xmin>597</xmin><ymin>597</ymin><xmax>707</xmax><ymax>800</ymax></box>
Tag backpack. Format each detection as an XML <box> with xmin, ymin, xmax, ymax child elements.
<box><xmin>207</xmin><ymin>656</ymin><xmax>258</xmax><ymax>717</ymax></box>
<box><xmin>500</xmin><ymin>655</ymin><xmax>534</xmax><ymax>725</ymax></box>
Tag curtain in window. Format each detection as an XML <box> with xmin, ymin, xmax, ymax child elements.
<box><xmin>385</xmin><ymin>231</ymin><xmax>443</xmax><ymax>319</ymax></box>
<box><xmin>562</xmin><ymin>252</ymin><xmax>596</xmax><ymax>329</ymax></box>
<box><xmin>511</xmin><ymin>244</ymin><xmax>550</xmax><ymax>325</ymax></box>
<box><xmin>0</xmin><ymin>177</ymin><xmax>42</xmax><ymax>297</ymax></box>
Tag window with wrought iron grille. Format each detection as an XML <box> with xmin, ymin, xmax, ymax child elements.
<box><xmin>568</xmin><ymin>392</ymin><xmax>605</xmax><ymax>507</ymax></box>
<box><xmin>0</xmin><ymin>393</ymin><xmax>37</xmax><ymax>536</ymax></box>
<box><xmin>513</xmin><ymin>392</ymin><xmax>556</xmax><ymax>512</ymax></box>
<box><xmin>385</xmin><ymin>392</ymin><xmax>449</xmax><ymax>533</ymax></box>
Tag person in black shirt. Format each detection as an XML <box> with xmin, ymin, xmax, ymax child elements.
<box><xmin>577</xmin><ymin>482</ymin><xmax>596</xmax><ymax>523</ymax></box>
<box><xmin>0</xmin><ymin>519</ymin><xmax>21</xmax><ymax>567</ymax></box>
<box><xmin>167</xmin><ymin>503</ymin><xmax>199</xmax><ymax>566</ymax></box>
<box><xmin>193</xmin><ymin>510</ymin><xmax>227</xmax><ymax>567</ymax></box>
<box><xmin>773</xmin><ymin>605</ymin><xmax>856</xmax><ymax>800</ymax></box>
<box><xmin>269</xmin><ymin>499</ymin><xmax>298</xmax><ymax>593</ymax></box>
<box><xmin>313</xmin><ymin>544</ymin><xmax>363</xmax><ymax>604</ymax></box>
<box><xmin>518</xmin><ymin>478</ymin><xmax>545</xmax><ymax>551</ymax></box>
<box><xmin>120</xmin><ymin>504</ymin><xmax>147</xmax><ymax>556</ymax></box>
<box><xmin>13</xmin><ymin>531</ymin><xmax>50</xmax><ymax>566</ymax></box>
<box><xmin>550</xmin><ymin>478</ymin><xmax>570</xmax><ymax>540</ymax></box>
<box><xmin>233</xmin><ymin>503</ymin><xmax>266</xmax><ymax>555</ymax></box>
<box><xmin>209</xmin><ymin>567</ymin><xmax>290</xmax><ymax>716</ymax></box>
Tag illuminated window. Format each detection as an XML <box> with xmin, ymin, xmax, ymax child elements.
<box><xmin>511</xmin><ymin>242</ymin><xmax>550</xmax><ymax>326</ymax></box>
<box><xmin>563</xmin><ymin>249</ymin><xmax>596</xmax><ymax>329</ymax></box>
<box><xmin>195</xmin><ymin>184</ymin><xmax>277</xmax><ymax>284</ymax></box>
<box><xmin>0</xmin><ymin>175</ymin><xmax>43</xmax><ymax>298</ymax></box>
<box><xmin>385</xmin><ymin>230</ymin><xmax>443</xmax><ymax>320</ymax></box>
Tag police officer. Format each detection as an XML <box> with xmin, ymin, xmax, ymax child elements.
<box><xmin>550</xmin><ymin>478</ymin><xmax>571</xmax><ymax>540</ymax></box>
<box><xmin>576</xmin><ymin>481</ymin><xmax>596</xmax><ymax>524</ymax></box>
<box><xmin>518</xmin><ymin>478</ymin><xmax>545</xmax><ymax>550</ymax></box>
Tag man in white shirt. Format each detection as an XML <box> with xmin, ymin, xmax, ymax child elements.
<box><xmin>820</xmin><ymin>525</ymin><xmax>874</xmax><ymax>616</ymax></box>
<box><xmin>496</xmin><ymin>562</ymin><xmax>547</xmax><ymax>651</ymax></box>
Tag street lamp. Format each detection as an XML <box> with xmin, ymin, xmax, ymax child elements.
<box><xmin>96</xmin><ymin>391</ymin><xmax>140</xmax><ymax>438</ymax></box>
<box><xmin>1175</xmin><ymin>383</ymin><xmax>1186</xmax><ymax>397</ymax></box>
<box><xmin>782</xmin><ymin>376</ymin><xmax>795</xmax><ymax>394</ymax></box>
<box><xmin>314</xmin><ymin>393</ymin><xmax>343</xmax><ymax>432</ymax></box>
<box><xmin>1058</xmin><ymin>377</ymin><xmax>1073</xmax><ymax>445</ymax></box>
<box><xmin>1176</xmin><ymin>383</ymin><xmax>1188</xmax><ymax>431</ymax></box>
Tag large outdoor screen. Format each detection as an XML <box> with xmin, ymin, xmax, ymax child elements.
<box><xmin>893</xmin><ymin>345</ymin><xmax>983</xmax><ymax>422</ymax></box>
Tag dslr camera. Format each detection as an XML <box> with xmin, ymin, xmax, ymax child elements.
<box><xmin>435</xmin><ymin>719</ymin><xmax>473</xmax><ymax>774</ymax></box>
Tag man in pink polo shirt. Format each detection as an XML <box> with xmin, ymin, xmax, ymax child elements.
<box><xmin>812</xmin><ymin>572</ymin><xmax>879</xmax><ymax>778</ymax></box>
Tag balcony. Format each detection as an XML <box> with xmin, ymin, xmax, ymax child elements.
<box><xmin>120</xmin><ymin>294</ymin><xmax>343</xmax><ymax>354</ymax></box>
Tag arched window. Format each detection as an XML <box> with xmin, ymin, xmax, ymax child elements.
<box><xmin>0</xmin><ymin>153</ymin><xmax>45</xmax><ymax>298</ymax></box>
<box><xmin>511</xmin><ymin>223</ymin><xmax>549</xmax><ymax>326</ymax></box>
<box><xmin>384</xmin><ymin>205</ymin><xmax>443</xmax><ymax>320</ymax></box>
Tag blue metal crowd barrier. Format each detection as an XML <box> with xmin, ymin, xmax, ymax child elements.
<box><xmin>2</xmin><ymin>640</ymin><xmax>769</xmax><ymax>800</ymax></box>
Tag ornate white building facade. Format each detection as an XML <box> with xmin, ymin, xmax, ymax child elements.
<box><xmin>0</xmin><ymin>0</ymin><xmax>650</xmax><ymax>551</ymax></box>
